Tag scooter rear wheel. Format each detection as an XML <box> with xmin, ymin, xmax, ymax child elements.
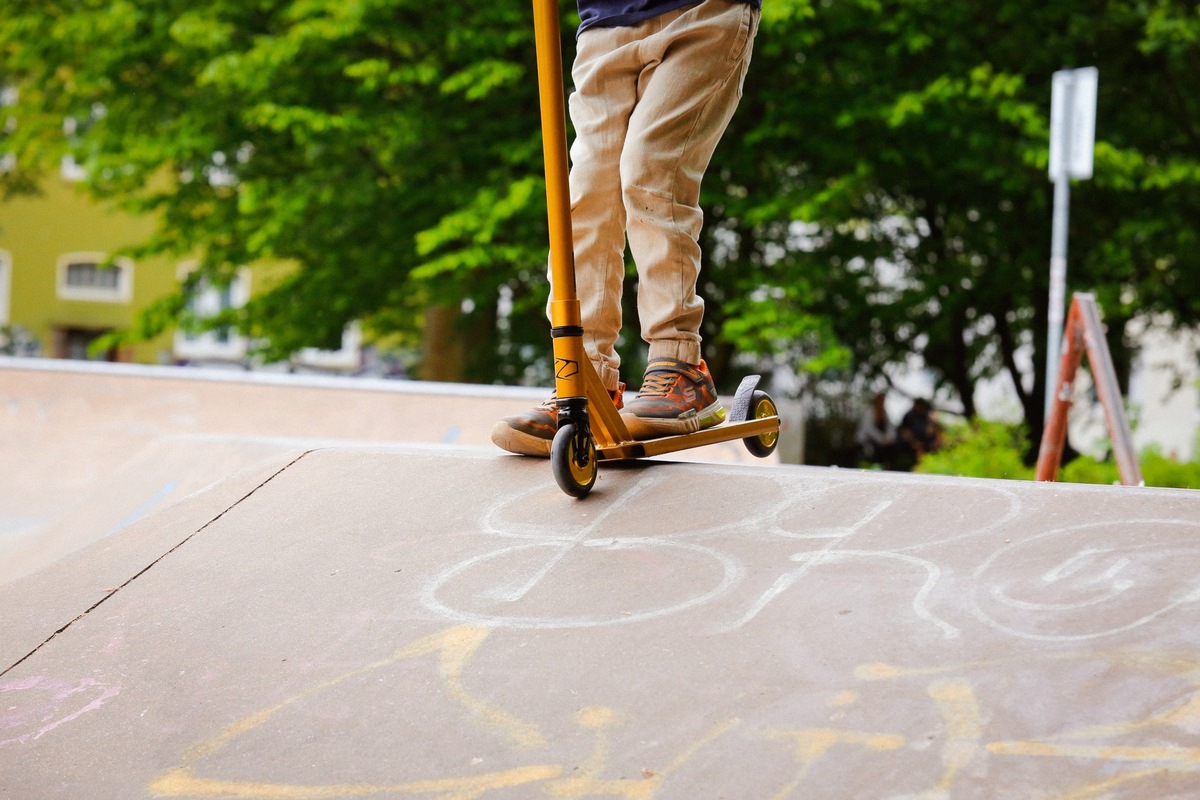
<box><xmin>744</xmin><ymin>390</ymin><xmax>779</xmax><ymax>458</ymax></box>
<box><xmin>552</xmin><ymin>423</ymin><xmax>597</xmax><ymax>497</ymax></box>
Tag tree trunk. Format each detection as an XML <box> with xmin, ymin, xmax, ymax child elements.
<box><xmin>419</xmin><ymin>304</ymin><xmax>467</xmax><ymax>383</ymax></box>
<box><xmin>1026</xmin><ymin>283</ymin><xmax>1049</xmax><ymax>455</ymax></box>
<box><xmin>946</xmin><ymin>302</ymin><xmax>977</xmax><ymax>418</ymax></box>
<box><xmin>994</xmin><ymin>300</ymin><xmax>1044</xmax><ymax>462</ymax></box>
<box><xmin>1103</xmin><ymin>313</ymin><xmax>1134</xmax><ymax>394</ymax></box>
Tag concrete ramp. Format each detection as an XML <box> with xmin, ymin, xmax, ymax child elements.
<box><xmin>0</xmin><ymin>359</ymin><xmax>770</xmax><ymax>584</ymax></box>
<box><xmin>2</xmin><ymin>445</ymin><xmax>1199</xmax><ymax>798</ymax></box>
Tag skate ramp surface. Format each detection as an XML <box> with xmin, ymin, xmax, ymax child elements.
<box><xmin>2</xmin><ymin>445</ymin><xmax>1199</xmax><ymax>799</ymax></box>
<box><xmin>0</xmin><ymin>358</ymin><xmax>769</xmax><ymax>584</ymax></box>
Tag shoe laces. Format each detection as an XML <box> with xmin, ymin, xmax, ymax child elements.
<box><xmin>637</xmin><ymin>370</ymin><xmax>682</xmax><ymax>398</ymax></box>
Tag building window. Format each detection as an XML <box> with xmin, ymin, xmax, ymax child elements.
<box><xmin>295</xmin><ymin>321</ymin><xmax>364</xmax><ymax>372</ymax></box>
<box><xmin>173</xmin><ymin>265</ymin><xmax>250</xmax><ymax>362</ymax></box>
<box><xmin>66</xmin><ymin>261</ymin><xmax>120</xmax><ymax>290</ymax></box>
<box><xmin>56</xmin><ymin>253</ymin><xmax>133</xmax><ymax>303</ymax></box>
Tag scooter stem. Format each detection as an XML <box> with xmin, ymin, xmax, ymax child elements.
<box><xmin>532</xmin><ymin>0</ymin><xmax>586</xmax><ymax>401</ymax></box>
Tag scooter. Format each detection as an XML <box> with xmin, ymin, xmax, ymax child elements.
<box><xmin>531</xmin><ymin>0</ymin><xmax>780</xmax><ymax>498</ymax></box>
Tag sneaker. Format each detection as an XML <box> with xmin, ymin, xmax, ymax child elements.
<box><xmin>491</xmin><ymin>384</ymin><xmax>625</xmax><ymax>457</ymax></box>
<box><xmin>620</xmin><ymin>358</ymin><xmax>726</xmax><ymax>439</ymax></box>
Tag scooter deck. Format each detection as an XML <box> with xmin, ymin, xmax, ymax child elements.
<box><xmin>571</xmin><ymin>357</ymin><xmax>780</xmax><ymax>461</ymax></box>
<box><xmin>596</xmin><ymin>416</ymin><xmax>780</xmax><ymax>461</ymax></box>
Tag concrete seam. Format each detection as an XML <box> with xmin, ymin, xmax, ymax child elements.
<box><xmin>0</xmin><ymin>450</ymin><xmax>313</xmax><ymax>679</ymax></box>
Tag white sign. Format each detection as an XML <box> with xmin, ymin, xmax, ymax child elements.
<box><xmin>1049</xmin><ymin>67</ymin><xmax>1098</xmax><ymax>180</ymax></box>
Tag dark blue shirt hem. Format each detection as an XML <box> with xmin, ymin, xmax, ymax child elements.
<box><xmin>577</xmin><ymin>0</ymin><xmax>761</xmax><ymax>35</ymax></box>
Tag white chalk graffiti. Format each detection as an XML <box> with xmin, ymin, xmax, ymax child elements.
<box><xmin>418</xmin><ymin>470</ymin><xmax>1073</xmax><ymax>641</ymax></box>
<box><xmin>971</xmin><ymin>518</ymin><xmax>1200</xmax><ymax>641</ymax></box>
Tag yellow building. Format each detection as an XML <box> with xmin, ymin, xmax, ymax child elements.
<box><xmin>0</xmin><ymin>168</ymin><xmax>361</xmax><ymax>369</ymax></box>
<box><xmin>0</xmin><ymin>171</ymin><xmax>177</xmax><ymax>362</ymax></box>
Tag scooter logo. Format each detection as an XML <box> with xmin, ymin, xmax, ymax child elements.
<box><xmin>555</xmin><ymin>358</ymin><xmax>578</xmax><ymax>379</ymax></box>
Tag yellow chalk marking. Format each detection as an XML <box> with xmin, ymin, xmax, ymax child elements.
<box><xmin>544</xmin><ymin>706</ymin><xmax>650</xmax><ymax>799</ymax></box>
<box><xmin>1049</xmin><ymin>691</ymin><xmax>1200</xmax><ymax>743</ymax></box>
<box><xmin>571</xmin><ymin>706</ymin><xmax>618</xmax><ymax>782</ymax></box>
<box><xmin>544</xmin><ymin>776</ymin><xmax>658</xmax><ymax>800</ymax></box>
<box><xmin>1161</xmin><ymin>692</ymin><xmax>1200</xmax><ymax>728</ymax></box>
<box><xmin>574</xmin><ymin>705</ymin><xmax>618</xmax><ymax>730</ymax></box>
<box><xmin>856</xmin><ymin>652</ymin><xmax>1200</xmax><ymax>687</ymax></box>
<box><xmin>988</xmin><ymin>740</ymin><xmax>1200</xmax><ymax>764</ymax></box>
<box><xmin>544</xmin><ymin>715</ymin><xmax>742</xmax><ymax>799</ymax></box>
<box><xmin>660</xmin><ymin>716</ymin><xmax>741</xmax><ymax>775</ymax></box>
<box><xmin>921</xmin><ymin>681</ymin><xmax>982</xmax><ymax>797</ymax></box>
<box><xmin>398</xmin><ymin>625</ymin><xmax>546</xmax><ymax>750</ymax></box>
<box><xmin>1048</xmin><ymin>768</ymin><xmax>1169</xmax><ymax>800</ymax></box>
<box><xmin>768</xmin><ymin>727</ymin><xmax>906</xmax><ymax>761</ymax></box>
<box><xmin>763</xmin><ymin>726</ymin><xmax>906</xmax><ymax>800</ymax></box>
<box><xmin>180</xmin><ymin>650</ymin><xmax>406</xmax><ymax>766</ymax></box>
<box><xmin>854</xmin><ymin>662</ymin><xmax>904</xmax><ymax>681</ymax></box>
<box><xmin>855</xmin><ymin>658</ymin><xmax>1026</xmax><ymax>682</ymax></box>
<box><xmin>151</xmin><ymin>625</ymin><xmax>551</xmax><ymax>799</ymax></box>
<box><xmin>149</xmin><ymin>764</ymin><xmax>562</xmax><ymax>799</ymax></box>
<box><xmin>1108</xmin><ymin>651</ymin><xmax>1200</xmax><ymax>682</ymax></box>
<box><xmin>831</xmin><ymin>691</ymin><xmax>858</xmax><ymax>707</ymax></box>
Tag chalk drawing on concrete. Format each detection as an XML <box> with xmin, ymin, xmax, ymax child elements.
<box><xmin>424</xmin><ymin>472</ymin><xmax>1025</xmax><ymax>642</ymax></box>
<box><xmin>972</xmin><ymin>518</ymin><xmax>1200</xmax><ymax>641</ymax></box>
<box><xmin>0</xmin><ymin>674</ymin><xmax>120</xmax><ymax>747</ymax></box>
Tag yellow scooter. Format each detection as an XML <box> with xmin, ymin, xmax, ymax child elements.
<box><xmin>532</xmin><ymin>0</ymin><xmax>780</xmax><ymax>497</ymax></box>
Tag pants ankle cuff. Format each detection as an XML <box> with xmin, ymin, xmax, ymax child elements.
<box><xmin>596</xmin><ymin>362</ymin><xmax>622</xmax><ymax>393</ymax></box>
<box><xmin>647</xmin><ymin>342</ymin><xmax>701</xmax><ymax>365</ymax></box>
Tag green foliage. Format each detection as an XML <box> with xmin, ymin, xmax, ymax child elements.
<box><xmin>1060</xmin><ymin>447</ymin><xmax>1200</xmax><ymax>490</ymax></box>
<box><xmin>918</xmin><ymin>421</ymin><xmax>1200</xmax><ymax>489</ymax></box>
<box><xmin>0</xmin><ymin>0</ymin><xmax>556</xmax><ymax>377</ymax></box>
<box><xmin>915</xmin><ymin>420</ymin><xmax>1034</xmax><ymax>481</ymax></box>
<box><xmin>713</xmin><ymin>0</ymin><xmax>1200</xmax><ymax>433</ymax></box>
<box><xmin>1</xmin><ymin>0</ymin><xmax>1198</xmax><ymax>398</ymax></box>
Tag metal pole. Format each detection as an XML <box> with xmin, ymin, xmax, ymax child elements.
<box><xmin>1076</xmin><ymin>295</ymin><xmax>1143</xmax><ymax>486</ymax></box>
<box><xmin>1044</xmin><ymin>75</ymin><xmax>1075</xmax><ymax>418</ymax></box>
<box><xmin>1044</xmin><ymin>176</ymin><xmax>1070</xmax><ymax>417</ymax></box>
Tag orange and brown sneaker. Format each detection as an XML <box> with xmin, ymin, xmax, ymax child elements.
<box><xmin>620</xmin><ymin>358</ymin><xmax>726</xmax><ymax>440</ymax></box>
<box><xmin>491</xmin><ymin>384</ymin><xmax>625</xmax><ymax>457</ymax></box>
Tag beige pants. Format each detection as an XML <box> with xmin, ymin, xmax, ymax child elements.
<box><xmin>563</xmin><ymin>0</ymin><xmax>759</xmax><ymax>391</ymax></box>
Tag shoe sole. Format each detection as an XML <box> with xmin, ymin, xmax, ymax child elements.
<box><xmin>620</xmin><ymin>402</ymin><xmax>726</xmax><ymax>440</ymax></box>
<box><xmin>490</xmin><ymin>420</ymin><xmax>552</xmax><ymax>457</ymax></box>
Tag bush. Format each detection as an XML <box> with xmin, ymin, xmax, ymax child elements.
<box><xmin>914</xmin><ymin>420</ymin><xmax>1034</xmax><ymax>481</ymax></box>
<box><xmin>1059</xmin><ymin>447</ymin><xmax>1200</xmax><ymax>489</ymax></box>
<box><xmin>916</xmin><ymin>421</ymin><xmax>1200</xmax><ymax>489</ymax></box>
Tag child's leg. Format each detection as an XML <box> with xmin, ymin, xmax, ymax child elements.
<box><xmin>559</xmin><ymin>26</ymin><xmax>642</xmax><ymax>392</ymax></box>
<box><xmin>620</xmin><ymin>0</ymin><xmax>760</xmax><ymax>364</ymax></box>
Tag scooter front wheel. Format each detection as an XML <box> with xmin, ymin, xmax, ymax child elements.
<box><xmin>552</xmin><ymin>422</ymin><xmax>597</xmax><ymax>497</ymax></box>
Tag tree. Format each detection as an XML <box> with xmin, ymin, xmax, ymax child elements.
<box><xmin>706</xmin><ymin>0</ymin><xmax>1200</xmax><ymax>451</ymax></box>
<box><xmin>0</xmin><ymin>0</ymin><xmax>560</xmax><ymax>381</ymax></box>
<box><xmin>3</xmin><ymin>0</ymin><xmax>1197</xmax><ymax>459</ymax></box>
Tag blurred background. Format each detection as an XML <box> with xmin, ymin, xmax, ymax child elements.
<box><xmin>1</xmin><ymin>0</ymin><xmax>1197</xmax><ymax>483</ymax></box>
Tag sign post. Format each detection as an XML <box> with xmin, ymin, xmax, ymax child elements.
<box><xmin>1044</xmin><ymin>66</ymin><xmax>1098</xmax><ymax>418</ymax></box>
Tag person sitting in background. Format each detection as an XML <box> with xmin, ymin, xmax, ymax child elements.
<box><xmin>856</xmin><ymin>392</ymin><xmax>899</xmax><ymax>469</ymax></box>
<box><xmin>896</xmin><ymin>397</ymin><xmax>943</xmax><ymax>470</ymax></box>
